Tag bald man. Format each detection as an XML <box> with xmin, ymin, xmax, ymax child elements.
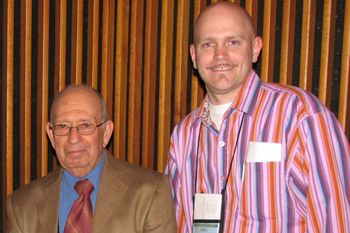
<box><xmin>7</xmin><ymin>85</ymin><xmax>176</xmax><ymax>233</ymax></box>
<box><xmin>165</xmin><ymin>2</ymin><xmax>350</xmax><ymax>233</ymax></box>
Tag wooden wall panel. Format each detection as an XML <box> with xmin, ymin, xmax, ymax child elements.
<box><xmin>2</xmin><ymin>1</ymin><xmax>350</xmax><ymax>230</ymax></box>
<box><xmin>174</xmin><ymin>0</ymin><xmax>190</xmax><ymax>124</ymax></box>
<box><xmin>142</xmin><ymin>0</ymin><xmax>159</xmax><ymax>168</ymax></box>
<box><xmin>318</xmin><ymin>0</ymin><xmax>336</xmax><ymax>107</ymax></box>
<box><xmin>20</xmin><ymin>0</ymin><xmax>32</xmax><ymax>185</ymax></box>
<box><xmin>101</xmin><ymin>0</ymin><xmax>115</xmax><ymax>118</ymax></box>
<box><xmin>299</xmin><ymin>0</ymin><xmax>316</xmax><ymax>91</ymax></box>
<box><xmin>70</xmin><ymin>0</ymin><xmax>84</xmax><ymax>83</ymax></box>
<box><xmin>54</xmin><ymin>0</ymin><xmax>67</xmax><ymax>94</ymax></box>
<box><xmin>261</xmin><ymin>0</ymin><xmax>277</xmax><ymax>82</ymax></box>
<box><xmin>36</xmin><ymin>0</ymin><xmax>50</xmax><ymax>177</ymax></box>
<box><xmin>87</xmin><ymin>0</ymin><xmax>99</xmax><ymax>88</ymax></box>
<box><xmin>157</xmin><ymin>0</ymin><xmax>174</xmax><ymax>172</ymax></box>
<box><xmin>113</xmin><ymin>0</ymin><xmax>129</xmax><ymax>161</ymax></box>
<box><xmin>128</xmin><ymin>0</ymin><xmax>144</xmax><ymax>164</ymax></box>
<box><xmin>279</xmin><ymin>0</ymin><xmax>295</xmax><ymax>85</ymax></box>
<box><xmin>339</xmin><ymin>0</ymin><xmax>350</xmax><ymax>137</ymax></box>
<box><xmin>2</xmin><ymin>0</ymin><xmax>15</xmax><ymax>202</ymax></box>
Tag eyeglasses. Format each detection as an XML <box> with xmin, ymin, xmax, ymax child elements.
<box><xmin>50</xmin><ymin>120</ymin><xmax>108</xmax><ymax>136</ymax></box>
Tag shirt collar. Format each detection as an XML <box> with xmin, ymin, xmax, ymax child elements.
<box><xmin>192</xmin><ymin>70</ymin><xmax>262</xmax><ymax>124</ymax></box>
<box><xmin>231</xmin><ymin>70</ymin><xmax>262</xmax><ymax>116</ymax></box>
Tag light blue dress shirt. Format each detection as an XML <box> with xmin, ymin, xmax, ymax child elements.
<box><xmin>58</xmin><ymin>153</ymin><xmax>105</xmax><ymax>233</ymax></box>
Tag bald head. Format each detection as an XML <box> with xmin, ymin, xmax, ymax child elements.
<box><xmin>193</xmin><ymin>2</ymin><xmax>256</xmax><ymax>44</ymax></box>
<box><xmin>50</xmin><ymin>85</ymin><xmax>108</xmax><ymax>123</ymax></box>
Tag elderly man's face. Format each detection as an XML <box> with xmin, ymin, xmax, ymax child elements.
<box><xmin>190</xmin><ymin>4</ymin><xmax>262</xmax><ymax>104</ymax></box>
<box><xmin>46</xmin><ymin>88</ymin><xmax>113</xmax><ymax>177</ymax></box>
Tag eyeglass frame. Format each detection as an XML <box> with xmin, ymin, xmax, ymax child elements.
<box><xmin>49</xmin><ymin>119</ymin><xmax>108</xmax><ymax>136</ymax></box>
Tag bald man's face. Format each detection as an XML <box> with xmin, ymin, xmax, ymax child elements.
<box><xmin>190</xmin><ymin>4</ymin><xmax>262</xmax><ymax>104</ymax></box>
<box><xmin>46</xmin><ymin>88</ymin><xmax>113</xmax><ymax>177</ymax></box>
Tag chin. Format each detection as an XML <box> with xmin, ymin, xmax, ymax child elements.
<box><xmin>65</xmin><ymin>156</ymin><xmax>89</xmax><ymax>167</ymax></box>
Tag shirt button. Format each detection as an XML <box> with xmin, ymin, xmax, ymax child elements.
<box><xmin>219</xmin><ymin>141</ymin><xmax>226</xmax><ymax>147</ymax></box>
<box><xmin>221</xmin><ymin>176</ymin><xmax>226</xmax><ymax>181</ymax></box>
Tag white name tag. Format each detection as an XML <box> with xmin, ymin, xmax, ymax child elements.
<box><xmin>246</xmin><ymin>142</ymin><xmax>282</xmax><ymax>162</ymax></box>
<box><xmin>193</xmin><ymin>193</ymin><xmax>222</xmax><ymax>220</ymax></box>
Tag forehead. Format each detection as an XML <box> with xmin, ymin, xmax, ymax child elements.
<box><xmin>195</xmin><ymin>5</ymin><xmax>253</xmax><ymax>41</ymax></box>
<box><xmin>53</xmin><ymin>88</ymin><xmax>101</xmax><ymax>121</ymax></box>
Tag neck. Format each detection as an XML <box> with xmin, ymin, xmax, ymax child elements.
<box><xmin>207</xmin><ymin>92</ymin><xmax>237</xmax><ymax>105</ymax></box>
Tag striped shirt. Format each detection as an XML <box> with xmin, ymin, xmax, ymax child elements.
<box><xmin>165</xmin><ymin>71</ymin><xmax>350</xmax><ymax>233</ymax></box>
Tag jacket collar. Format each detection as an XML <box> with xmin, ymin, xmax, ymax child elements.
<box><xmin>92</xmin><ymin>154</ymin><xmax>129</xmax><ymax>232</ymax></box>
<box><xmin>36</xmin><ymin>168</ymin><xmax>62</xmax><ymax>232</ymax></box>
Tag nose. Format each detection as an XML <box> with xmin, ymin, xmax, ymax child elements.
<box><xmin>214</xmin><ymin>45</ymin><xmax>228</xmax><ymax>60</ymax></box>
<box><xmin>67</xmin><ymin>127</ymin><xmax>83</xmax><ymax>143</ymax></box>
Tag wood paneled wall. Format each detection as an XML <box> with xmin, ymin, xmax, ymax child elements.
<box><xmin>1</xmin><ymin>0</ymin><xmax>350</xmax><ymax>230</ymax></box>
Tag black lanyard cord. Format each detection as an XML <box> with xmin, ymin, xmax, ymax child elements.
<box><xmin>218</xmin><ymin>112</ymin><xmax>246</xmax><ymax>233</ymax></box>
<box><xmin>194</xmin><ymin>111</ymin><xmax>246</xmax><ymax>194</ymax></box>
<box><xmin>192</xmin><ymin>111</ymin><xmax>246</xmax><ymax>233</ymax></box>
<box><xmin>221</xmin><ymin>112</ymin><xmax>246</xmax><ymax>194</ymax></box>
<box><xmin>194</xmin><ymin>123</ymin><xmax>202</xmax><ymax>194</ymax></box>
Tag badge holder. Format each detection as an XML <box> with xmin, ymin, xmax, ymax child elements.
<box><xmin>192</xmin><ymin>113</ymin><xmax>245</xmax><ymax>233</ymax></box>
<box><xmin>193</xmin><ymin>193</ymin><xmax>225</xmax><ymax>233</ymax></box>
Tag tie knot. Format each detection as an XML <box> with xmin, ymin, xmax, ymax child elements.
<box><xmin>74</xmin><ymin>179</ymin><xmax>94</xmax><ymax>197</ymax></box>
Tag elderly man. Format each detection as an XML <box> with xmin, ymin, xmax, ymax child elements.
<box><xmin>165</xmin><ymin>2</ymin><xmax>350</xmax><ymax>233</ymax></box>
<box><xmin>7</xmin><ymin>85</ymin><xmax>176</xmax><ymax>233</ymax></box>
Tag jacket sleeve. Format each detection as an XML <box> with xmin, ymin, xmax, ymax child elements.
<box><xmin>6</xmin><ymin>194</ymin><xmax>23</xmax><ymax>233</ymax></box>
<box><xmin>144</xmin><ymin>175</ymin><xmax>177</xmax><ymax>233</ymax></box>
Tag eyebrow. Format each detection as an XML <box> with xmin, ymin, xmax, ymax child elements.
<box><xmin>54</xmin><ymin>118</ymin><xmax>96</xmax><ymax>124</ymax></box>
<box><xmin>196</xmin><ymin>34</ymin><xmax>247</xmax><ymax>43</ymax></box>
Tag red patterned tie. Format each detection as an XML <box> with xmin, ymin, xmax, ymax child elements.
<box><xmin>64</xmin><ymin>179</ymin><xmax>94</xmax><ymax>233</ymax></box>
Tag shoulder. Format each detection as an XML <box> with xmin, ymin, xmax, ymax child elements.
<box><xmin>97</xmin><ymin>156</ymin><xmax>176</xmax><ymax>232</ymax></box>
<box><xmin>7</xmin><ymin>168</ymin><xmax>61</xmax><ymax>206</ymax></box>
<box><xmin>176</xmin><ymin>108</ymin><xmax>201</xmax><ymax>129</ymax></box>
<box><xmin>261</xmin><ymin>82</ymin><xmax>328</xmax><ymax>116</ymax></box>
<box><xmin>170</xmin><ymin>107</ymin><xmax>202</xmax><ymax>140</ymax></box>
<box><xmin>104</xmin><ymin>155</ymin><xmax>166</xmax><ymax>188</ymax></box>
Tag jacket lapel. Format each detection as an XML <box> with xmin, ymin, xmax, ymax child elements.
<box><xmin>36</xmin><ymin>168</ymin><xmax>62</xmax><ymax>232</ymax></box>
<box><xmin>92</xmin><ymin>155</ymin><xmax>129</xmax><ymax>232</ymax></box>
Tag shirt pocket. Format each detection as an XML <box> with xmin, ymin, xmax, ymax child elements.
<box><xmin>237</xmin><ymin>161</ymin><xmax>286</xmax><ymax>220</ymax></box>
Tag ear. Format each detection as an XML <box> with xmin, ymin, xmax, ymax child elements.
<box><xmin>102</xmin><ymin>120</ymin><xmax>114</xmax><ymax>148</ymax></box>
<box><xmin>252</xmin><ymin>36</ymin><xmax>262</xmax><ymax>63</ymax></box>
<box><xmin>46</xmin><ymin>122</ymin><xmax>56</xmax><ymax>149</ymax></box>
<box><xmin>190</xmin><ymin>44</ymin><xmax>198</xmax><ymax>69</ymax></box>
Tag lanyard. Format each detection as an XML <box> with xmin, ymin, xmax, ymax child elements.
<box><xmin>193</xmin><ymin>111</ymin><xmax>246</xmax><ymax>232</ymax></box>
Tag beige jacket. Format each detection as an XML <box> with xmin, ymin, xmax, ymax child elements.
<box><xmin>6</xmin><ymin>154</ymin><xmax>176</xmax><ymax>233</ymax></box>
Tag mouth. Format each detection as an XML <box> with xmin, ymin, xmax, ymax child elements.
<box><xmin>65</xmin><ymin>149</ymin><xmax>86</xmax><ymax>156</ymax></box>
<box><xmin>207</xmin><ymin>64</ymin><xmax>235</xmax><ymax>71</ymax></box>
